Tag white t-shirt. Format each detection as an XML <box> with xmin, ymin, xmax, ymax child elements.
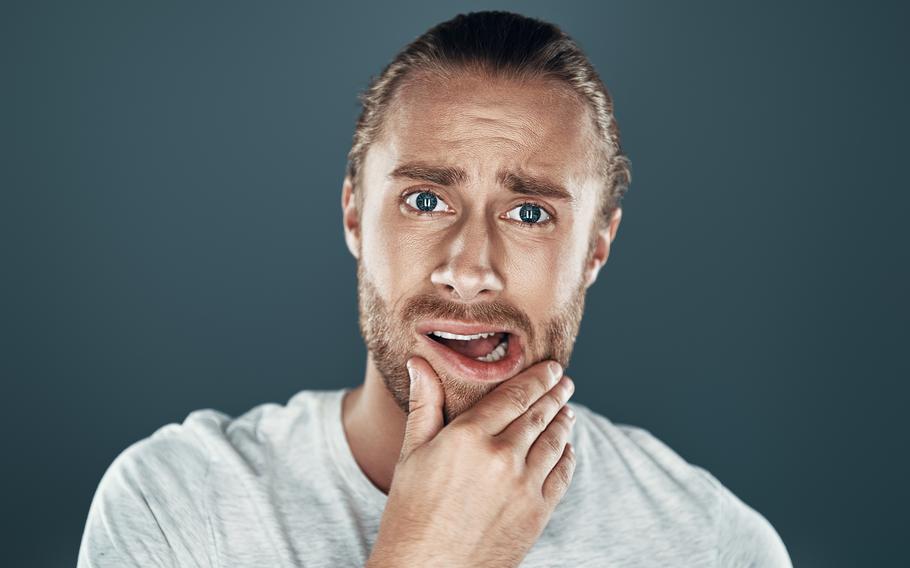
<box><xmin>77</xmin><ymin>388</ymin><xmax>792</xmax><ymax>567</ymax></box>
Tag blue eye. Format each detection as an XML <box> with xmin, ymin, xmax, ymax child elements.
<box><xmin>404</xmin><ymin>190</ymin><xmax>450</xmax><ymax>213</ymax></box>
<box><xmin>506</xmin><ymin>203</ymin><xmax>551</xmax><ymax>225</ymax></box>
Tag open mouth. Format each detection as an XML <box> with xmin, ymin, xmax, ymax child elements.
<box><xmin>415</xmin><ymin>321</ymin><xmax>525</xmax><ymax>383</ymax></box>
<box><xmin>427</xmin><ymin>330</ymin><xmax>510</xmax><ymax>363</ymax></box>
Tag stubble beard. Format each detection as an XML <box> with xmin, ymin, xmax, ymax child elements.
<box><xmin>356</xmin><ymin>259</ymin><xmax>589</xmax><ymax>425</ymax></box>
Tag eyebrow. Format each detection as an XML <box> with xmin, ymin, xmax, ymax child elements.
<box><xmin>389</xmin><ymin>162</ymin><xmax>574</xmax><ymax>202</ymax></box>
<box><xmin>389</xmin><ymin>163</ymin><xmax>467</xmax><ymax>186</ymax></box>
<box><xmin>496</xmin><ymin>170</ymin><xmax>575</xmax><ymax>202</ymax></box>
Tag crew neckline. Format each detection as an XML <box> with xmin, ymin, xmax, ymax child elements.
<box><xmin>323</xmin><ymin>388</ymin><xmax>389</xmax><ymax>514</ymax></box>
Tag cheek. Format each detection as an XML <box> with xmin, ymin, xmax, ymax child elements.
<box><xmin>360</xmin><ymin>204</ymin><xmax>444</xmax><ymax>295</ymax></box>
<box><xmin>503</xmin><ymin>240</ymin><xmax>581</xmax><ymax>316</ymax></box>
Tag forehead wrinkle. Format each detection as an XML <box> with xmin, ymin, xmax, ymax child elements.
<box><xmin>437</xmin><ymin>136</ymin><xmax>531</xmax><ymax>159</ymax></box>
<box><xmin>378</xmin><ymin>70</ymin><xmax>604</xmax><ymax>197</ymax></box>
<box><xmin>389</xmin><ymin>74</ymin><xmax>572</xmax><ymax>137</ymax></box>
<box><xmin>451</xmin><ymin>105</ymin><xmax>547</xmax><ymax>144</ymax></box>
<box><xmin>401</xmin><ymin>113</ymin><xmax>548</xmax><ymax>170</ymax></box>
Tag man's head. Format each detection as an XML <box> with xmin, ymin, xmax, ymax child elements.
<box><xmin>341</xmin><ymin>11</ymin><xmax>630</xmax><ymax>424</ymax></box>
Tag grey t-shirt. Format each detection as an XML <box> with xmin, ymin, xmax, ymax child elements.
<box><xmin>77</xmin><ymin>389</ymin><xmax>792</xmax><ymax>567</ymax></box>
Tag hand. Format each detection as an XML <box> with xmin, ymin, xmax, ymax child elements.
<box><xmin>366</xmin><ymin>357</ymin><xmax>577</xmax><ymax>568</ymax></box>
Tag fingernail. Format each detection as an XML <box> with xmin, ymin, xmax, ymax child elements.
<box><xmin>406</xmin><ymin>360</ymin><xmax>418</xmax><ymax>384</ymax></box>
<box><xmin>565</xmin><ymin>405</ymin><xmax>575</xmax><ymax>420</ymax></box>
<box><xmin>548</xmin><ymin>361</ymin><xmax>562</xmax><ymax>379</ymax></box>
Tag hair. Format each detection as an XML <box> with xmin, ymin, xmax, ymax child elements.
<box><xmin>345</xmin><ymin>10</ymin><xmax>631</xmax><ymax>231</ymax></box>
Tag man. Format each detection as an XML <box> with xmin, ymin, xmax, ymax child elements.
<box><xmin>78</xmin><ymin>11</ymin><xmax>792</xmax><ymax>567</ymax></box>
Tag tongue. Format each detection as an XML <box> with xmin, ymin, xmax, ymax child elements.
<box><xmin>436</xmin><ymin>333</ymin><xmax>504</xmax><ymax>359</ymax></box>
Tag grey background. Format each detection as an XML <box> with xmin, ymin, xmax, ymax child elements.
<box><xmin>3</xmin><ymin>1</ymin><xmax>907</xmax><ymax>566</ymax></box>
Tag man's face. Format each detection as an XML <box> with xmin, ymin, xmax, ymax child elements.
<box><xmin>343</xmin><ymin>70</ymin><xmax>620</xmax><ymax>424</ymax></box>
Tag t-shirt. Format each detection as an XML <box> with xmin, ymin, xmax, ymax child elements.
<box><xmin>77</xmin><ymin>388</ymin><xmax>792</xmax><ymax>567</ymax></box>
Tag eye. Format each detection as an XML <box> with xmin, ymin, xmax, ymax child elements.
<box><xmin>403</xmin><ymin>190</ymin><xmax>451</xmax><ymax>213</ymax></box>
<box><xmin>505</xmin><ymin>203</ymin><xmax>552</xmax><ymax>226</ymax></box>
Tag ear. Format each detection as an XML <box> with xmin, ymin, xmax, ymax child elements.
<box><xmin>341</xmin><ymin>176</ymin><xmax>361</xmax><ymax>259</ymax></box>
<box><xmin>584</xmin><ymin>207</ymin><xmax>622</xmax><ymax>288</ymax></box>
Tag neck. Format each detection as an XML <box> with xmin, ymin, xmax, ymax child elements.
<box><xmin>340</xmin><ymin>352</ymin><xmax>407</xmax><ymax>495</ymax></box>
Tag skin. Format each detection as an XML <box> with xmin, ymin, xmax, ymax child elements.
<box><xmin>341</xmin><ymin>69</ymin><xmax>623</xmax><ymax>495</ymax></box>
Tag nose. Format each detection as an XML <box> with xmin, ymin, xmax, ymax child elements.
<box><xmin>430</xmin><ymin>213</ymin><xmax>504</xmax><ymax>302</ymax></box>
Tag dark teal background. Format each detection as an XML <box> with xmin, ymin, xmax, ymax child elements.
<box><xmin>3</xmin><ymin>1</ymin><xmax>907</xmax><ymax>566</ymax></box>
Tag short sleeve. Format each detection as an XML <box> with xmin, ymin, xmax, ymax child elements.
<box><xmin>77</xmin><ymin>420</ymin><xmax>215</xmax><ymax>568</ymax></box>
<box><xmin>695</xmin><ymin>467</ymin><xmax>793</xmax><ymax>567</ymax></box>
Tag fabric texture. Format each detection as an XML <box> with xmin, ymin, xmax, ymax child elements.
<box><xmin>77</xmin><ymin>388</ymin><xmax>792</xmax><ymax>567</ymax></box>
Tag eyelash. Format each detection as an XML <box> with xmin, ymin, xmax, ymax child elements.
<box><xmin>400</xmin><ymin>189</ymin><xmax>556</xmax><ymax>229</ymax></box>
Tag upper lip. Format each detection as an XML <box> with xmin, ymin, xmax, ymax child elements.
<box><xmin>415</xmin><ymin>319</ymin><xmax>520</xmax><ymax>339</ymax></box>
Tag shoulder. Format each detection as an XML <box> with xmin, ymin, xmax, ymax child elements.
<box><xmin>103</xmin><ymin>406</ymin><xmax>228</xmax><ymax>492</ymax></box>
<box><xmin>78</xmin><ymin>389</ymin><xmax>335</xmax><ymax>567</ymax></box>
<box><xmin>698</xmin><ymin>466</ymin><xmax>794</xmax><ymax>567</ymax></box>
<box><xmin>568</xmin><ymin>402</ymin><xmax>792</xmax><ymax>566</ymax></box>
<box><xmin>569</xmin><ymin>402</ymin><xmax>717</xmax><ymax>504</ymax></box>
<box><xmin>95</xmin><ymin>388</ymin><xmax>334</xmax><ymax>488</ymax></box>
<box><xmin>77</xmin><ymin>409</ymin><xmax>225</xmax><ymax>566</ymax></box>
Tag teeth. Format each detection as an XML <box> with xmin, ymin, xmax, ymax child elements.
<box><xmin>430</xmin><ymin>330</ymin><xmax>497</xmax><ymax>341</ymax></box>
<box><xmin>476</xmin><ymin>338</ymin><xmax>508</xmax><ymax>363</ymax></box>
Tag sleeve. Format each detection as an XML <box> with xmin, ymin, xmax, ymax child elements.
<box><xmin>696</xmin><ymin>467</ymin><xmax>793</xmax><ymax>568</ymax></box>
<box><xmin>77</xmin><ymin>423</ymin><xmax>216</xmax><ymax>568</ymax></box>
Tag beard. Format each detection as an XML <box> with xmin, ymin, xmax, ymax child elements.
<box><xmin>356</xmin><ymin>258</ymin><xmax>590</xmax><ymax>425</ymax></box>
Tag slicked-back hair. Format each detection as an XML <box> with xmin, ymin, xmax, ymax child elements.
<box><xmin>346</xmin><ymin>10</ymin><xmax>631</xmax><ymax>231</ymax></box>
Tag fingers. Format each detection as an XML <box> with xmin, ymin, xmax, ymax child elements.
<box><xmin>452</xmin><ymin>360</ymin><xmax>563</xmax><ymax>436</ymax></box>
<box><xmin>526</xmin><ymin>402</ymin><xmax>576</xmax><ymax>481</ymax></box>
<box><xmin>541</xmin><ymin>441</ymin><xmax>577</xmax><ymax>507</ymax></box>
<box><xmin>399</xmin><ymin>357</ymin><xmax>445</xmax><ymax>462</ymax></box>
<box><xmin>496</xmin><ymin>375</ymin><xmax>574</xmax><ymax>451</ymax></box>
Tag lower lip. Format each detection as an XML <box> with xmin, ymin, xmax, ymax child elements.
<box><xmin>417</xmin><ymin>332</ymin><xmax>525</xmax><ymax>383</ymax></box>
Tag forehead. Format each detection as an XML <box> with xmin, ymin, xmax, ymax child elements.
<box><xmin>375</xmin><ymin>70</ymin><xmax>601</xmax><ymax>185</ymax></box>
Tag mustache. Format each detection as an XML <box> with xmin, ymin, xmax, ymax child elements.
<box><xmin>401</xmin><ymin>293</ymin><xmax>534</xmax><ymax>343</ymax></box>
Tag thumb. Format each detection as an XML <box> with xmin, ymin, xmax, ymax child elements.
<box><xmin>399</xmin><ymin>356</ymin><xmax>445</xmax><ymax>462</ymax></box>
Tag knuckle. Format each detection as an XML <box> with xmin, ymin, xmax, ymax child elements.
<box><xmin>520</xmin><ymin>471</ymin><xmax>544</xmax><ymax>500</ymax></box>
<box><xmin>500</xmin><ymin>383</ymin><xmax>532</xmax><ymax>413</ymax></box>
<box><xmin>545</xmin><ymin>389</ymin><xmax>565</xmax><ymax>408</ymax></box>
<box><xmin>550</xmin><ymin>412</ymin><xmax>572</xmax><ymax>433</ymax></box>
<box><xmin>554</xmin><ymin>408</ymin><xmax>573</xmax><ymax>427</ymax></box>
<box><xmin>525</xmin><ymin>408</ymin><xmax>549</xmax><ymax>431</ymax></box>
<box><xmin>396</xmin><ymin>444</ymin><xmax>410</xmax><ymax>465</ymax></box>
<box><xmin>552</xmin><ymin>462</ymin><xmax>572</xmax><ymax>488</ymax></box>
<box><xmin>489</xmin><ymin>439</ymin><xmax>519</xmax><ymax>472</ymax></box>
<box><xmin>451</xmin><ymin>419</ymin><xmax>485</xmax><ymax>442</ymax></box>
<box><xmin>547</xmin><ymin>387</ymin><xmax>565</xmax><ymax>406</ymax></box>
<box><xmin>542</xmin><ymin>432</ymin><xmax>565</xmax><ymax>455</ymax></box>
<box><xmin>407</xmin><ymin>399</ymin><xmax>430</xmax><ymax>415</ymax></box>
